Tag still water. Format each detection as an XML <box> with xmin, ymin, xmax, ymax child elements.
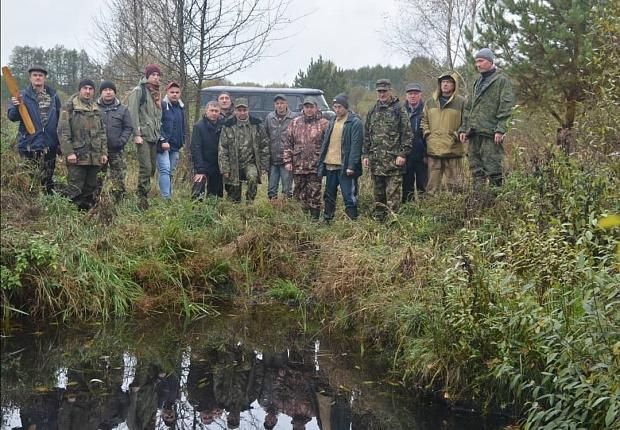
<box><xmin>1</xmin><ymin>305</ymin><xmax>512</xmax><ymax>429</ymax></box>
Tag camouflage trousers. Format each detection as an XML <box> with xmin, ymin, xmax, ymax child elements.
<box><xmin>65</xmin><ymin>164</ymin><xmax>101</xmax><ymax>210</ymax></box>
<box><xmin>427</xmin><ymin>156</ymin><xmax>464</xmax><ymax>194</ymax></box>
<box><xmin>225</xmin><ymin>164</ymin><xmax>259</xmax><ymax>203</ymax></box>
<box><xmin>372</xmin><ymin>174</ymin><xmax>402</xmax><ymax>218</ymax></box>
<box><xmin>19</xmin><ymin>149</ymin><xmax>57</xmax><ymax>194</ymax></box>
<box><xmin>98</xmin><ymin>151</ymin><xmax>126</xmax><ymax>201</ymax></box>
<box><xmin>136</xmin><ymin>140</ymin><xmax>157</xmax><ymax>198</ymax></box>
<box><xmin>293</xmin><ymin>173</ymin><xmax>322</xmax><ymax>211</ymax></box>
<box><xmin>468</xmin><ymin>135</ymin><xmax>504</xmax><ymax>186</ymax></box>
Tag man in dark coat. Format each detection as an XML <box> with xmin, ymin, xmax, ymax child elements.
<box><xmin>191</xmin><ymin>101</ymin><xmax>224</xmax><ymax>198</ymax></box>
<box><xmin>402</xmin><ymin>82</ymin><xmax>427</xmax><ymax>202</ymax></box>
<box><xmin>317</xmin><ymin>93</ymin><xmax>363</xmax><ymax>221</ymax></box>
<box><xmin>7</xmin><ymin>65</ymin><xmax>61</xmax><ymax>194</ymax></box>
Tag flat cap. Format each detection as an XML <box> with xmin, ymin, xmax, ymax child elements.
<box><xmin>375</xmin><ymin>79</ymin><xmax>391</xmax><ymax>90</ymax></box>
<box><xmin>405</xmin><ymin>82</ymin><xmax>422</xmax><ymax>92</ymax></box>
<box><xmin>235</xmin><ymin>97</ymin><xmax>249</xmax><ymax>108</ymax></box>
<box><xmin>28</xmin><ymin>65</ymin><xmax>48</xmax><ymax>75</ymax></box>
<box><xmin>302</xmin><ymin>96</ymin><xmax>317</xmax><ymax>106</ymax></box>
<box><xmin>273</xmin><ymin>94</ymin><xmax>287</xmax><ymax>102</ymax></box>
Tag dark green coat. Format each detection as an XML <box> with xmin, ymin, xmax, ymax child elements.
<box><xmin>459</xmin><ymin>69</ymin><xmax>515</xmax><ymax>137</ymax></box>
<box><xmin>59</xmin><ymin>95</ymin><xmax>107</xmax><ymax>165</ymax></box>
<box><xmin>127</xmin><ymin>77</ymin><xmax>162</xmax><ymax>143</ymax></box>
<box><xmin>363</xmin><ymin>97</ymin><xmax>412</xmax><ymax>176</ymax></box>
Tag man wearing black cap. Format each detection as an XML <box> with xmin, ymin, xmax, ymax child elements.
<box><xmin>402</xmin><ymin>82</ymin><xmax>427</xmax><ymax>202</ymax></box>
<box><xmin>59</xmin><ymin>79</ymin><xmax>108</xmax><ymax>210</ymax></box>
<box><xmin>265</xmin><ymin>94</ymin><xmax>296</xmax><ymax>200</ymax></box>
<box><xmin>7</xmin><ymin>65</ymin><xmax>61</xmax><ymax>194</ymax></box>
<box><xmin>96</xmin><ymin>80</ymin><xmax>133</xmax><ymax>202</ymax></box>
<box><xmin>317</xmin><ymin>93</ymin><xmax>363</xmax><ymax>221</ymax></box>
<box><xmin>459</xmin><ymin>48</ymin><xmax>515</xmax><ymax>187</ymax></box>
<box><xmin>128</xmin><ymin>64</ymin><xmax>163</xmax><ymax>209</ymax></box>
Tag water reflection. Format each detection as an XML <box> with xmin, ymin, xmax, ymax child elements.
<box><xmin>1</xmin><ymin>306</ymin><xmax>511</xmax><ymax>430</ymax></box>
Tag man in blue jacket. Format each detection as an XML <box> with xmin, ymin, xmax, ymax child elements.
<box><xmin>158</xmin><ymin>81</ymin><xmax>185</xmax><ymax>199</ymax></box>
<box><xmin>191</xmin><ymin>101</ymin><xmax>224</xmax><ymax>199</ymax></box>
<box><xmin>402</xmin><ymin>82</ymin><xmax>427</xmax><ymax>202</ymax></box>
<box><xmin>7</xmin><ymin>65</ymin><xmax>61</xmax><ymax>194</ymax></box>
<box><xmin>317</xmin><ymin>93</ymin><xmax>363</xmax><ymax>221</ymax></box>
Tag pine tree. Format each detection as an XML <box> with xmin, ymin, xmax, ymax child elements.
<box><xmin>294</xmin><ymin>56</ymin><xmax>346</xmax><ymax>106</ymax></box>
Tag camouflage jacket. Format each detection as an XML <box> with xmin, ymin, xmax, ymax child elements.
<box><xmin>283</xmin><ymin>113</ymin><xmax>329</xmax><ymax>174</ymax></box>
<box><xmin>265</xmin><ymin>109</ymin><xmax>297</xmax><ymax>165</ymax></box>
<box><xmin>59</xmin><ymin>95</ymin><xmax>107</xmax><ymax>166</ymax></box>
<box><xmin>459</xmin><ymin>68</ymin><xmax>515</xmax><ymax>137</ymax></box>
<box><xmin>363</xmin><ymin>97</ymin><xmax>412</xmax><ymax>176</ymax></box>
<box><xmin>218</xmin><ymin>115</ymin><xmax>270</xmax><ymax>185</ymax></box>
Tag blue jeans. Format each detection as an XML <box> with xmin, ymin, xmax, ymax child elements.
<box><xmin>323</xmin><ymin>169</ymin><xmax>358</xmax><ymax>220</ymax></box>
<box><xmin>157</xmin><ymin>150</ymin><xmax>180</xmax><ymax>199</ymax></box>
<box><xmin>268</xmin><ymin>163</ymin><xmax>293</xmax><ymax>199</ymax></box>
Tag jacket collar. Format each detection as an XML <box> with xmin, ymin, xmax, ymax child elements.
<box><xmin>162</xmin><ymin>95</ymin><xmax>184</xmax><ymax>109</ymax></box>
<box><xmin>71</xmin><ymin>94</ymin><xmax>99</xmax><ymax>112</ymax></box>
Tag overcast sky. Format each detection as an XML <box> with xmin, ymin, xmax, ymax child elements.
<box><xmin>1</xmin><ymin>0</ymin><xmax>410</xmax><ymax>85</ymax></box>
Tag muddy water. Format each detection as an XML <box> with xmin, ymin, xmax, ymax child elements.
<box><xmin>1</xmin><ymin>305</ymin><xmax>512</xmax><ymax>429</ymax></box>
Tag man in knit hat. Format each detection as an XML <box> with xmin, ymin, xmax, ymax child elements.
<box><xmin>459</xmin><ymin>48</ymin><xmax>515</xmax><ymax>187</ymax></box>
<box><xmin>317</xmin><ymin>93</ymin><xmax>363</xmax><ymax>221</ymax></box>
<box><xmin>96</xmin><ymin>80</ymin><xmax>133</xmax><ymax>202</ymax></box>
<box><xmin>7</xmin><ymin>65</ymin><xmax>62</xmax><ymax>194</ymax></box>
<box><xmin>128</xmin><ymin>64</ymin><xmax>163</xmax><ymax>209</ymax></box>
<box><xmin>59</xmin><ymin>79</ymin><xmax>108</xmax><ymax>210</ymax></box>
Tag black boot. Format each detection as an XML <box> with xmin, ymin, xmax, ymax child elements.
<box><xmin>310</xmin><ymin>208</ymin><xmax>321</xmax><ymax>220</ymax></box>
<box><xmin>323</xmin><ymin>200</ymin><xmax>335</xmax><ymax>223</ymax></box>
<box><xmin>344</xmin><ymin>206</ymin><xmax>358</xmax><ymax>220</ymax></box>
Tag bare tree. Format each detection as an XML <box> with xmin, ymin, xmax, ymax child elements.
<box><xmin>386</xmin><ymin>0</ymin><xmax>479</xmax><ymax>70</ymax></box>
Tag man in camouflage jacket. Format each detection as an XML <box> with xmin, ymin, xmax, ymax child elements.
<box><xmin>283</xmin><ymin>96</ymin><xmax>329</xmax><ymax>219</ymax></box>
<box><xmin>59</xmin><ymin>79</ymin><xmax>108</xmax><ymax>210</ymax></box>
<box><xmin>218</xmin><ymin>98</ymin><xmax>270</xmax><ymax>203</ymax></box>
<box><xmin>459</xmin><ymin>48</ymin><xmax>515</xmax><ymax>187</ymax></box>
<box><xmin>363</xmin><ymin>79</ymin><xmax>412</xmax><ymax>220</ymax></box>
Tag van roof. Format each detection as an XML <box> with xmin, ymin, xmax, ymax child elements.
<box><xmin>201</xmin><ymin>86</ymin><xmax>324</xmax><ymax>95</ymax></box>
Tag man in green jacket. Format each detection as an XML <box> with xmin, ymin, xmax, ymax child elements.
<box><xmin>59</xmin><ymin>79</ymin><xmax>108</xmax><ymax>210</ymax></box>
<box><xmin>421</xmin><ymin>72</ymin><xmax>466</xmax><ymax>194</ymax></box>
<box><xmin>128</xmin><ymin>64</ymin><xmax>163</xmax><ymax>209</ymax></box>
<box><xmin>218</xmin><ymin>98</ymin><xmax>270</xmax><ymax>203</ymax></box>
<box><xmin>459</xmin><ymin>48</ymin><xmax>515</xmax><ymax>187</ymax></box>
<box><xmin>363</xmin><ymin>79</ymin><xmax>412</xmax><ymax>220</ymax></box>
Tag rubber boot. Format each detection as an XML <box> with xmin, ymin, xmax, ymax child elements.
<box><xmin>345</xmin><ymin>206</ymin><xmax>358</xmax><ymax>220</ymax></box>
<box><xmin>323</xmin><ymin>200</ymin><xmax>335</xmax><ymax>223</ymax></box>
<box><xmin>310</xmin><ymin>208</ymin><xmax>321</xmax><ymax>220</ymax></box>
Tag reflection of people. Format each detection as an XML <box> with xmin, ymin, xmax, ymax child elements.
<box><xmin>18</xmin><ymin>387</ymin><xmax>63</xmax><ymax>430</ymax></box>
<box><xmin>187</xmin><ymin>348</ymin><xmax>223</xmax><ymax>424</ymax></box>
<box><xmin>259</xmin><ymin>351</ymin><xmax>288</xmax><ymax>430</ymax></box>
<box><xmin>126</xmin><ymin>363</ymin><xmax>159</xmax><ymax>430</ymax></box>
<box><xmin>273</xmin><ymin>363</ymin><xmax>317</xmax><ymax>430</ymax></box>
<box><xmin>157</xmin><ymin>372</ymin><xmax>180</xmax><ymax>427</ymax></box>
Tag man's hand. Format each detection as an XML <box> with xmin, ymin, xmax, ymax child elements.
<box><xmin>423</xmin><ymin>157</ymin><xmax>428</xmax><ymax>165</ymax></box>
<box><xmin>494</xmin><ymin>132</ymin><xmax>504</xmax><ymax>145</ymax></box>
<box><xmin>346</xmin><ymin>169</ymin><xmax>354</xmax><ymax>176</ymax></box>
<box><xmin>134</xmin><ymin>135</ymin><xmax>143</xmax><ymax>145</ymax></box>
<box><xmin>161</xmin><ymin>141</ymin><xmax>171</xmax><ymax>151</ymax></box>
<box><xmin>10</xmin><ymin>96</ymin><xmax>20</xmax><ymax>107</ymax></box>
<box><xmin>459</xmin><ymin>132</ymin><xmax>467</xmax><ymax>144</ymax></box>
<box><xmin>101</xmin><ymin>155</ymin><xmax>108</xmax><ymax>165</ymax></box>
<box><xmin>67</xmin><ymin>154</ymin><xmax>77</xmax><ymax>164</ymax></box>
<box><xmin>362</xmin><ymin>158</ymin><xmax>369</xmax><ymax>169</ymax></box>
<box><xmin>193</xmin><ymin>174</ymin><xmax>206</xmax><ymax>183</ymax></box>
<box><xmin>395</xmin><ymin>156</ymin><xmax>406</xmax><ymax>167</ymax></box>
<box><xmin>222</xmin><ymin>173</ymin><xmax>230</xmax><ymax>180</ymax></box>
<box><xmin>284</xmin><ymin>163</ymin><xmax>292</xmax><ymax>172</ymax></box>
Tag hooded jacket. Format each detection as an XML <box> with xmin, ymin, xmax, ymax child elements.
<box><xmin>317</xmin><ymin>111</ymin><xmax>363</xmax><ymax>178</ymax></box>
<box><xmin>96</xmin><ymin>97</ymin><xmax>133</xmax><ymax>153</ymax></box>
<box><xmin>160</xmin><ymin>95</ymin><xmax>185</xmax><ymax>150</ymax></box>
<box><xmin>421</xmin><ymin>72</ymin><xmax>466</xmax><ymax>158</ymax></box>
<box><xmin>7</xmin><ymin>84</ymin><xmax>61</xmax><ymax>153</ymax></box>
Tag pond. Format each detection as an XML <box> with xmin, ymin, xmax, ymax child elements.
<box><xmin>1</xmin><ymin>305</ymin><xmax>513</xmax><ymax>429</ymax></box>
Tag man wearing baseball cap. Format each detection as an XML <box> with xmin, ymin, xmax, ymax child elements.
<box><xmin>265</xmin><ymin>94</ymin><xmax>297</xmax><ymax>200</ymax></box>
<box><xmin>59</xmin><ymin>79</ymin><xmax>108</xmax><ymax>210</ymax></box>
<box><xmin>7</xmin><ymin>65</ymin><xmax>61</xmax><ymax>194</ymax></box>
<box><xmin>96</xmin><ymin>80</ymin><xmax>133</xmax><ymax>202</ymax></box>
<box><xmin>128</xmin><ymin>64</ymin><xmax>163</xmax><ymax>209</ymax></box>
<box><xmin>218</xmin><ymin>98</ymin><xmax>270</xmax><ymax>203</ymax></box>
<box><xmin>459</xmin><ymin>48</ymin><xmax>515</xmax><ymax>187</ymax></box>
<box><xmin>402</xmin><ymin>82</ymin><xmax>428</xmax><ymax>202</ymax></box>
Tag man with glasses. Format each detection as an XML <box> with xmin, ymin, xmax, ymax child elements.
<box><xmin>363</xmin><ymin>79</ymin><xmax>412</xmax><ymax>221</ymax></box>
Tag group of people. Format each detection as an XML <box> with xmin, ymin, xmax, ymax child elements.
<box><xmin>8</xmin><ymin>47</ymin><xmax>514</xmax><ymax>220</ymax></box>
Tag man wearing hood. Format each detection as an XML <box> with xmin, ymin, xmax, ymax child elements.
<box><xmin>128</xmin><ymin>64</ymin><xmax>163</xmax><ymax>209</ymax></box>
<box><xmin>363</xmin><ymin>79</ymin><xmax>412</xmax><ymax>220</ymax></box>
<box><xmin>96</xmin><ymin>80</ymin><xmax>133</xmax><ymax>202</ymax></box>
<box><xmin>157</xmin><ymin>81</ymin><xmax>186</xmax><ymax>200</ymax></box>
<box><xmin>402</xmin><ymin>82</ymin><xmax>427</xmax><ymax>202</ymax></box>
<box><xmin>8</xmin><ymin>65</ymin><xmax>61</xmax><ymax>194</ymax></box>
<box><xmin>421</xmin><ymin>73</ymin><xmax>466</xmax><ymax>194</ymax></box>
<box><xmin>283</xmin><ymin>96</ymin><xmax>329</xmax><ymax>220</ymax></box>
<box><xmin>317</xmin><ymin>93</ymin><xmax>363</xmax><ymax>221</ymax></box>
<box><xmin>59</xmin><ymin>79</ymin><xmax>108</xmax><ymax>210</ymax></box>
<box><xmin>459</xmin><ymin>48</ymin><xmax>515</xmax><ymax>187</ymax></box>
